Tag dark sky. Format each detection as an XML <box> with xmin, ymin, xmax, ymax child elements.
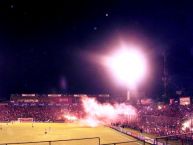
<box><xmin>0</xmin><ymin>0</ymin><xmax>193</xmax><ymax>100</ymax></box>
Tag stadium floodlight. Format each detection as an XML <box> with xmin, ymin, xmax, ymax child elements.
<box><xmin>106</xmin><ymin>46</ymin><xmax>147</xmax><ymax>90</ymax></box>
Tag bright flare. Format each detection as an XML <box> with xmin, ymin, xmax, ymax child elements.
<box><xmin>106</xmin><ymin>48</ymin><xmax>147</xmax><ymax>88</ymax></box>
<box><xmin>64</xmin><ymin>114</ymin><xmax>78</xmax><ymax>121</ymax></box>
<box><xmin>182</xmin><ymin>119</ymin><xmax>193</xmax><ymax>131</ymax></box>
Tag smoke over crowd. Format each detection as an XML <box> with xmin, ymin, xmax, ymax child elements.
<box><xmin>64</xmin><ymin>97</ymin><xmax>137</xmax><ymax>127</ymax></box>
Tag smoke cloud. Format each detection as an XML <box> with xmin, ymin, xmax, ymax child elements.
<box><xmin>80</xmin><ymin>97</ymin><xmax>137</xmax><ymax>127</ymax></box>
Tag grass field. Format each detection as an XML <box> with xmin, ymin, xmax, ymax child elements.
<box><xmin>0</xmin><ymin>123</ymin><xmax>142</xmax><ymax>145</ymax></box>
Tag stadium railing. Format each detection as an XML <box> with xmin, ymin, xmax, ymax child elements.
<box><xmin>0</xmin><ymin>138</ymin><xmax>154</xmax><ymax>145</ymax></box>
<box><xmin>100</xmin><ymin>140</ymin><xmax>147</xmax><ymax>145</ymax></box>
<box><xmin>155</xmin><ymin>132</ymin><xmax>193</xmax><ymax>145</ymax></box>
<box><xmin>0</xmin><ymin>137</ymin><xmax>100</xmax><ymax>145</ymax></box>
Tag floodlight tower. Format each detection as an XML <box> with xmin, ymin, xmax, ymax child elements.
<box><xmin>162</xmin><ymin>51</ymin><xmax>168</xmax><ymax>99</ymax></box>
<box><xmin>106</xmin><ymin>46</ymin><xmax>147</xmax><ymax>101</ymax></box>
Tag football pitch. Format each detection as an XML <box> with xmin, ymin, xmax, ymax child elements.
<box><xmin>0</xmin><ymin>123</ymin><xmax>142</xmax><ymax>145</ymax></box>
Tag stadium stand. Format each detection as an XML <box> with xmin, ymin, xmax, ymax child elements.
<box><xmin>0</xmin><ymin>93</ymin><xmax>193</xmax><ymax>143</ymax></box>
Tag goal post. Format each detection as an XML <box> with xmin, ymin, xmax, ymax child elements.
<box><xmin>18</xmin><ymin>118</ymin><xmax>33</xmax><ymax>122</ymax></box>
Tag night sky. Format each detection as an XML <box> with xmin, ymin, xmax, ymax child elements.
<box><xmin>0</xmin><ymin>0</ymin><xmax>193</xmax><ymax>100</ymax></box>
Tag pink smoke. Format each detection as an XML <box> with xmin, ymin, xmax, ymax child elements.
<box><xmin>62</xmin><ymin>97</ymin><xmax>137</xmax><ymax>127</ymax></box>
<box><xmin>80</xmin><ymin>97</ymin><xmax>137</xmax><ymax>127</ymax></box>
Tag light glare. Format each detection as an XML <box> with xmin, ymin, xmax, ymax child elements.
<box><xmin>107</xmin><ymin>48</ymin><xmax>147</xmax><ymax>88</ymax></box>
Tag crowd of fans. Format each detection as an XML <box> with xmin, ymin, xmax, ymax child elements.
<box><xmin>120</xmin><ymin>103</ymin><xmax>193</xmax><ymax>137</ymax></box>
<box><xmin>0</xmin><ymin>101</ymin><xmax>193</xmax><ymax>138</ymax></box>
<box><xmin>0</xmin><ymin>103</ymin><xmax>82</xmax><ymax>122</ymax></box>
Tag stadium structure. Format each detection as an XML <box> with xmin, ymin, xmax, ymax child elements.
<box><xmin>0</xmin><ymin>93</ymin><xmax>193</xmax><ymax>145</ymax></box>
